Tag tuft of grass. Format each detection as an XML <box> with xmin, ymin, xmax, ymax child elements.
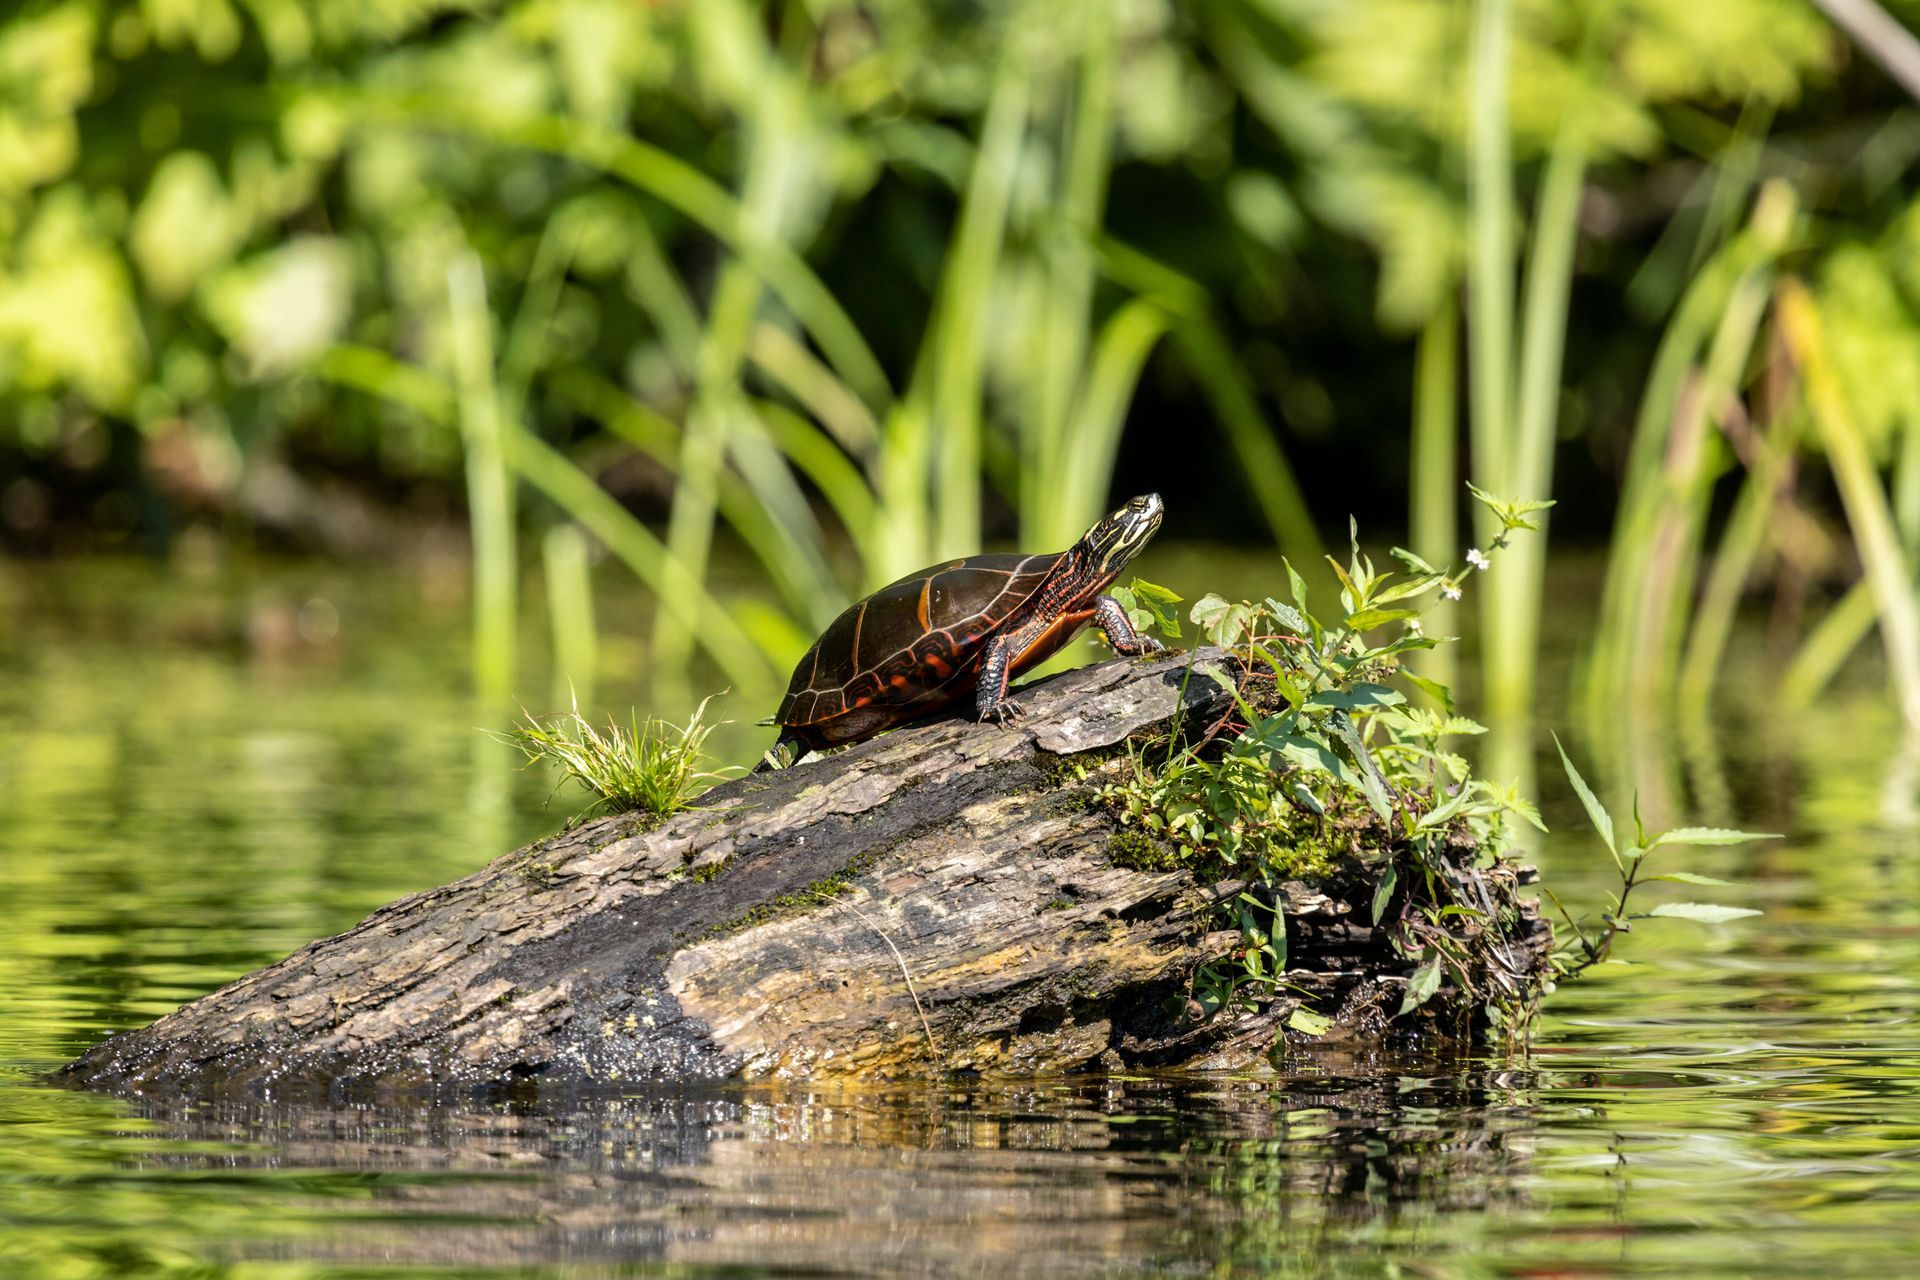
<box><xmin>503</xmin><ymin>695</ymin><xmax>737</xmax><ymax>817</ymax></box>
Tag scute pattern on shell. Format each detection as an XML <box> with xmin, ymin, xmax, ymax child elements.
<box><xmin>776</xmin><ymin>552</ymin><xmax>1062</xmax><ymax>728</ymax></box>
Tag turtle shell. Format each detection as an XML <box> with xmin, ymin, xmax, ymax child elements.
<box><xmin>775</xmin><ymin>552</ymin><xmax>1066</xmax><ymax>741</ymax></box>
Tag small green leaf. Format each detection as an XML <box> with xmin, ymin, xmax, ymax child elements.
<box><xmin>1344</xmin><ymin>606</ymin><xmax>1420</xmax><ymax>631</ymax></box>
<box><xmin>1264</xmin><ymin>598</ymin><xmax>1311</xmax><ymax>636</ymax></box>
<box><xmin>1284</xmin><ymin>557</ymin><xmax>1310</xmax><ymax>612</ymax></box>
<box><xmin>1371</xmin><ymin>865</ymin><xmax>1398</xmax><ymax>924</ymax></box>
<box><xmin>1554</xmin><ymin>733</ymin><xmax>1616</xmax><ymax>861</ymax></box>
<box><xmin>1467</xmin><ymin>481</ymin><xmax>1557</xmax><ymax>532</ymax></box>
<box><xmin>1650</xmin><ymin>871</ymin><xmax>1734</xmax><ymax>886</ymax></box>
<box><xmin>1390</xmin><ymin>546</ymin><xmax>1439</xmax><ymax>575</ymax></box>
<box><xmin>1404</xmin><ymin>672</ymin><xmax>1454</xmax><ymax>711</ymax></box>
<box><xmin>1647</xmin><ymin>902</ymin><xmax>1762</xmax><ymax>923</ymax></box>
<box><xmin>1397</xmin><ymin>957</ymin><xmax>1443</xmax><ymax>1016</ymax></box>
<box><xmin>1325</xmin><ymin>553</ymin><xmax>1359</xmax><ymax>613</ymax></box>
<box><xmin>1305</xmin><ymin>683</ymin><xmax>1405</xmax><ymax>711</ymax></box>
<box><xmin>1119</xmin><ymin>578</ymin><xmax>1184</xmax><ymax>640</ymax></box>
<box><xmin>1287</xmin><ymin>1006</ymin><xmax>1333</xmax><ymax>1036</ymax></box>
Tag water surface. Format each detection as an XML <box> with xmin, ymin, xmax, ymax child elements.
<box><xmin>3</xmin><ymin>555</ymin><xmax>1919</xmax><ymax>1277</ymax></box>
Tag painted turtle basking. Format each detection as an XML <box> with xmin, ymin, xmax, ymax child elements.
<box><xmin>756</xmin><ymin>493</ymin><xmax>1167</xmax><ymax>771</ymax></box>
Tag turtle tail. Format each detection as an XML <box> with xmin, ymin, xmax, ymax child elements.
<box><xmin>752</xmin><ymin>730</ymin><xmax>807</xmax><ymax>774</ymax></box>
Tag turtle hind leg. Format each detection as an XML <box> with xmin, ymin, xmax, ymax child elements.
<box><xmin>974</xmin><ymin>634</ymin><xmax>1025</xmax><ymax>724</ymax></box>
<box><xmin>1094</xmin><ymin>594</ymin><xmax>1166</xmax><ymax>656</ymax></box>
<box><xmin>753</xmin><ymin>730</ymin><xmax>809</xmax><ymax>774</ymax></box>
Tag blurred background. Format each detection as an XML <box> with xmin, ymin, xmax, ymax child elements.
<box><xmin>11</xmin><ymin>5</ymin><xmax>1920</xmax><ymax>1274</ymax></box>
<box><xmin>2</xmin><ymin>0</ymin><xmax>1920</xmax><ymax>796</ymax></box>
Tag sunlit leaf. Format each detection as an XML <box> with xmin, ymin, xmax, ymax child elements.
<box><xmin>1554</xmin><ymin>733</ymin><xmax>1616</xmax><ymax>860</ymax></box>
<box><xmin>1344</xmin><ymin>606</ymin><xmax>1419</xmax><ymax>631</ymax></box>
<box><xmin>1287</xmin><ymin>1006</ymin><xmax>1332</xmax><ymax>1036</ymax></box>
<box><xmin>1397</xmin><ymin>956</ymin><xmax>1442</xmax><ymax>1016</ymax></box>
<box><xmin>1647</xmin><ymin>902</ymin><xmax>1762</xmax><ymax>924</ymax></box>
<box><xmin>1305</xmin><ymin>683</ymin><xmax>1404</xmax><ymax>711</ymax></box>
<box><xmin>1650</xmin><ymin>826</ymin><xmax>1781</xmax><ymax>847</ymax></box>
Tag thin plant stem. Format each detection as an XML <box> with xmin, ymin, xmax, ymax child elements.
<box><xmin>1411</xmin><ymin>299</ymin><xmax>1459</xmax><ymax>697</ymax></box>
<box><xmin>543</xmin><ymin>524</ymin><xmax>598</xmax><ymax>711</ymax></box>
<box><xmin>1466</xmin><ymin>0</ymin><xmax>1515</xmax><ymax>508</ymax></box>
<box><xmin>448</xmin><ymin>251</ymin><xmax>517</xmax><ymax>704</ymax></box>
<box><xmin>1027</xmin><ymin>1</ymin><xmax>1115</xmax><ymax>548</ymax></box>
<box><xmin>1485</xmin><ymin>76</ymin><xmax>1589</xmax><ymax>742</ymax></box>
<box><xmin>1677</xmin><ymin>410</ymin><xmax>1797</xmax><ymax>719</ymax></box>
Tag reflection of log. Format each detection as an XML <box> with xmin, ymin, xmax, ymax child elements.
<box><xmin>62</xmin><ymin>649</ymin><xmax>1550</xmax><ymax>1098</ymax></box>
<box><xmin>101</xmin><ymin>1071</ymin><xmax>1536</xmax><ymax>1270</ymax></box>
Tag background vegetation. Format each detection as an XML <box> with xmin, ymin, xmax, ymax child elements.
<box><xmin>4</xmin><ymin>0</ymin><xmax>1920</xmax><ymax>797</ymax></box>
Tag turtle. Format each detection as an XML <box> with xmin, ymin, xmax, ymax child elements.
<box><xmin>755</xmin><ymin>493</ymin><xmax>1167</xmax><ymax>771</ymax></box>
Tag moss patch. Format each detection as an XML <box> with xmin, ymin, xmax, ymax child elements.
<box><xmin>1106</xmin><ymin>828</ymin><xmax>1182</xmax><ymax>872</ymax></box>
<box><xmin>699</xmin><ymin>836</ymin><xmax>903</xmax><ymax>940</ymax></box>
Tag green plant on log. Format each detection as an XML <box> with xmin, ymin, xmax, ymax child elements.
<box><xmin>1096</xmin><ymin>489</ymin><xmax>1769</xmax><ymax>1041</ymax></box>
<box><xmin>1546</xmin><ymin>738</ymin><xmax>1776</xmax><ymax>978</ymax></box>
<box><xmin>503</xmin><ymin>695</ymin><xmax>737</xmax><ymax>818</ymax></box>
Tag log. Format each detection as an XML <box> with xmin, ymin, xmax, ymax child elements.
<box><xmin>61</xmin><ymin>648</ymin><xmax>1551</xmax><ymax>1099</ymax></box>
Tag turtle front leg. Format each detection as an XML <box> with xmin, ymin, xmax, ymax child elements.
<box><xmin>1094</xmin><ymin>595</ymin><xmax>1166</xmax><ymax>656</ymax></box>
<box><xmin>974</xmin><ymin>634</ymin><xmax>1025</xmax><ymax>724</ymax></box>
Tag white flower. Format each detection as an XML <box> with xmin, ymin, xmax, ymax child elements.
<box><xmin>1442</xmin><ymin>582</ymin><xmax>1463</xmax><ymax>601</ymax></box>
<box><xmin>1466</xmin><ymin>547</ymin><xmax>1491</xmax><ymax>571</ymax></box>
<box><xmin>1407</xmin><ymin>619</ymin><xmax>1424</xmax><ymax>636</ymax></box>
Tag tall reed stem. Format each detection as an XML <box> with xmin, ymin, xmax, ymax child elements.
<box><xmin>931</xmin><ymin>48</ymin><xmax>1029</xmax><ymax>559</ymax></box>
<box><xmin>1778</xmin><ymin>279</ymin><xmax>1920</xmax><ymax>735</ymax></box>
<box><xmin>544</xmin><ymin>524</ymin><xmax>597</xmax><ymax>710</ymax></box>
<box><xmin>1484</xmin><ymin>97</ymin><xmax>1590</xmax><ymax>787</ymax></box>
<box><xmin>448</xmin><ymin>252</ymin><xmax>517</xmax><ymax>703</ymax></box>
<box><xmin>1411</xmin><ymin>299</ymin><xmax>1459</xmax><ymax>695</ymax></box>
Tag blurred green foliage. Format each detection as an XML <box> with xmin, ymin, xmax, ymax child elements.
<box><xmin>4</xmin><ymin>0</ymin><xmax>1920</xmax><ymax>756</ymax></box>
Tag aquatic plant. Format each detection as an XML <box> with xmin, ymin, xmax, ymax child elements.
<box><xmin>1094</xmin><ymin>490</ymin><xmax>1768</xmax><ymax>1039</ymax></box>
<box><xmin>1547</xmin><ymin>738</ymin><xmax>1775</xmax><ymax>978</ymax></box>
<box><xmin>503</xmin><ymin>695</ymin><xmax>736</xmax><ymax>817</ymax></box>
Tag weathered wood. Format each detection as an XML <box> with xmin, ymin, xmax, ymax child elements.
<box><xmin>61</xmin><ymin>648</ymin><xmax>1550</xmax><ymax>1099</ymax></box>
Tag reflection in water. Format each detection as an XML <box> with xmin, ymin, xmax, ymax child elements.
<box><xmin>6</xmin><ymin>557</ymin><xmax>1920</xmax><ymax>1277</ymax></box>
<box><xmin>11</xmin><ymin>1068</ymin><xmax>1539</xmax><ymax>1276</ymax></box>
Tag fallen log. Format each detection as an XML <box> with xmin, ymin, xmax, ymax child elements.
<box><xmin>62</xmin><ymin>648</ymin><xmax>1551</xmax><ymax>1099</ymax></box>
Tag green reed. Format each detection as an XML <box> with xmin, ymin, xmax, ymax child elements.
<box><xmin>447</xmin><ymin>250</ymin><xmax>517</xmax><ymax>705</ymax></box>
<box><xmin>542</xmin><ymin>524</ymin><xmax>597</xmax><ymax>712</ymax></box>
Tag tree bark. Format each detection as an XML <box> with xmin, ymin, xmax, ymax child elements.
<box><xmin>62</xmin><ymin>649</ymin><xmax>1551</xmax><ymax>1099</ymax></box>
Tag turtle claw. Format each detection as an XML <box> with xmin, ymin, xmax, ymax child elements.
<box><xmin>980</xmin><ymin>699</ymin><xmax>1026</xmax><ymax>725</ymax></box>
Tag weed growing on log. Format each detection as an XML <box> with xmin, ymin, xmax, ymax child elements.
<box><xmin>1545</xmin><ymin>739</ymin><xmax>1775</xmax><ymax>979</ymax></box>
<box><xmin>1099</xmin><ymin>488</ymin><xmax>1768</xmax><ymax>1040</ymax></box>
<box><xmin>504</xmin><ymin>694</ymin><xmax>737</xmax><ymax>817</ymax></box>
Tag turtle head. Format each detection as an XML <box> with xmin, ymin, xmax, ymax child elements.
<box><xmin>1078</xmin><ymin>492</ymin><xmax>1164</xmax><ymax>584</ymax></box>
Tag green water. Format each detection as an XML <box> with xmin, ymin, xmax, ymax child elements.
<box><xmin>4</xmin><ymin>555</ymin><xmax>1920</xmax><ymax>1278</ymax></box>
